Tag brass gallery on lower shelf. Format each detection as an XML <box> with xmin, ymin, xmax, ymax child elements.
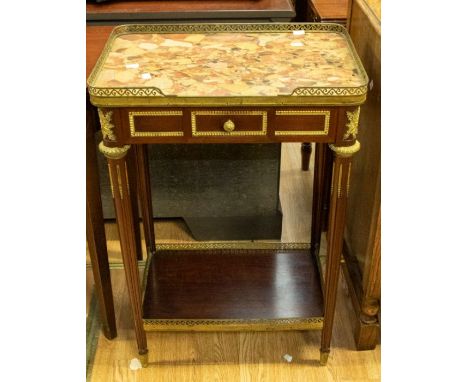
<box><xmin>143</xmin><ymin>317</ymin><xmax>324</xmax><ymax>332</ymax></box>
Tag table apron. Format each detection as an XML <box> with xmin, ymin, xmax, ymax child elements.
<box><xmin>101</xmin><ymin>106</ymin><xmax>351</xmax><ymax>144</ymax></box>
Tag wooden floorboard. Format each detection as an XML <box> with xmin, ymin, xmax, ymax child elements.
<box><xmin>86</xmin><ymin>143</ymin><xmax>381</xmax><ymax>381</ymax></box>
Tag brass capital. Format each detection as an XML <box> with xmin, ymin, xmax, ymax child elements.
<box><xmin>98</xmin><ymin>142</ymin><xmax>130</xmax><ymax>159</ymax></box>
<box><xmin>329</xmin><ymin>141</ymin><xmax>360</xmax><ymax>158</ymax></box>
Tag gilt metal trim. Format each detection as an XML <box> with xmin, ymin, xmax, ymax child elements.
<box><xmin>154</xmin><ymin>242</ymin><xmax>311</xmax><ymax>251</ymax></box>
<box><xmin>337</xmin><ymin>164</ymin><xmax>343</xmax><ymax>199</ymax></box>
<box><xmin>87</xmin><ymin>22</ymin><xmax>368</xmax><ymax>106</ymax></box>
<box><xmin>343</xmin><ymin>107</ymin><xmax>360</xmax><ymax>140</ymax></box>
<box><xmin>191</xmin><ymin>111</ymin><xmax>267</xmax><ymax>137</ymax></box>
<box><xmin>346</xmin><ymin>163</ymin><xmax>352</xmax><ymax>197</ymax></box>
<box><xmin>98</xmin><ymin>142</ymin><xmax>131</xmax><ymax>159</ymax></box>
<box><xmin>143</xmin><ymin>317</ymin><xmax>323</xmax><ymax>331</ymax></box>
<box><xmin>98</xmin><ymin>109</ymin><xmax>116</xmax><ymax>141</ymax></box>
<box><xmin>128</xmin><ymin>111</ymin><xmax>184</xmax><ymax>137</ymax></box>
<box><xmin>274</xmin><ymin>110</ymin><xmax>330</xmax><ymax>136</ymax></box>
<box><xmin>329</xmin><ymin>141</ymin><xmax>360</xmax><ymax>157</ymax></box>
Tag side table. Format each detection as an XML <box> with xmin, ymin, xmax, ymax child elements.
<box><xmin>86</xmin><ymin>0</ymin><xmax>295</xmax><ymax>338</ymax></box>
<box><xmin>88</xmin><ymin>22</ymin><xmax>368</xmax><ymax>366</ymax></box>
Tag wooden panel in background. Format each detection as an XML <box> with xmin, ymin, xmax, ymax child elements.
<box><xmin>307</xmin><ymin>0</ymin><xmax>349</xmax><ymax>22</ymax></box>
<box><xmin>342</xmin><ymin>0</ymin><xmax>381</xmax><ymax>350</ymax></box>
<box><xmin>87</xmin><ymin>0</ymin><xmax>295</xmax><ymax>22</ymax></box>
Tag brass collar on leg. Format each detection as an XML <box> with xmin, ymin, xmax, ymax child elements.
<box><xmin>98</xmin><ymin>142</ymin><xmax>131</xmax><ymax>160</ymax></box>
<box><xmin>328</xmin><ymin>141</ymin><xmax>361</xmax><ymax>158</ymax></box>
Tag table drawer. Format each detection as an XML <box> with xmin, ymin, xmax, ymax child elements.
<box><xmin>128</xmin><ymin>110</ymin><xmax>184</xmax><ymax>137</ymax></box>
<box><xmin>191</xmin><ymin>111</ymin><xmax>267</xmax><ymax>137</ymax></box>
<box><xmin>272</xmin><ymin>110</ymin><xmax>333</xmax><ymax>138</ymax></box>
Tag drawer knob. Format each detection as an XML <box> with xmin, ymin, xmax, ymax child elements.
<box><xmin>223</xmin><ymin>119</ymin><xmax>235</xmax><ymax>132</ymax></box>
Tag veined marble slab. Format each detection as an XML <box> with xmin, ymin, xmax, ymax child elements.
<box><xmin>93</xmin><ymin>29</ymin><xmax>367</xmax><ymax>97</ymax></box>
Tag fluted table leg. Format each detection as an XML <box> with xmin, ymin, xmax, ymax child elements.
<box><xmin>99</xmin><ymin>143</ymin><xmax>149</xmax><ymax>367</ymax></box>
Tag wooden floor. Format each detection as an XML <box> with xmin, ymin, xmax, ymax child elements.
<box><xmin>86</xmin><ymin>143</ymin><xmax>381</xmax><ymax>381</ymax></box>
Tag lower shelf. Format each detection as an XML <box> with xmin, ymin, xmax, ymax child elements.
<box><xmin>142</xmin><ymin>246</ymin><xmax>324</xmax><ymax>331</ymax></box>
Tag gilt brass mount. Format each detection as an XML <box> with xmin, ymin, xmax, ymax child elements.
<box><xmin>223</xmin><ymin>119</ymin><xmax>235</xmax><ymax>132</ymax></box>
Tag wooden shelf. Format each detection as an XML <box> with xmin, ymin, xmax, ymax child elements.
<box><xmin>142</xmin><ymin>248</ymin><xmax>324</xmax><ymax>331</ymax></box>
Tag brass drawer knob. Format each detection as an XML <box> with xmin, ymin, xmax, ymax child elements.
<box><xmin>223</xmin><ymin>119</ymin><xmax>235</xmax><ymax>132</ymax></box>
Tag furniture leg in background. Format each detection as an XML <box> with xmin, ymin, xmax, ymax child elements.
<box><xmin>322</xmin><ymin>146</ymin><xmax>334</xmax><ymax>231</ymax></box>
<box><xmin>126</xmin><ymin>147</ymin><xmax>144</xmax><ymax>261</ymax></box>
<box><xmin>311</xmin><ymin>143</ymin><xmax>326</xmax><ymax>254</ymax></box>
<box><xmin>301</xmin><ymin>142</ymin><xmax>312</xmax><ymax>171</ymax></box>
<box><xmin>86</xmin><ymin>99</ymin><xmax>117</xmax><ymax>340</ymax></box>
<box><xmin>135</xmin><ymin>145</ymin><xmax>156</xmax><ymax>257</ymax></box>
<box><xmin>99</xmin><ymin>143</ymin><xmax>149</xmax><ymax>366</ymax></box>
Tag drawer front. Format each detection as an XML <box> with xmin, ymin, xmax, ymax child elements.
<box><xmin>128</xmin><ymin>110</ymin><xmax>184</xmax><ymax>137</ymax></box>
<box><xmin>191</xmin><ymin>111</ymin><xmax>267</xmax><ymax>137</ymax></box>
<box><xmin>273</xmin><ymin>110</ymin><xmax>332</xmax><ymax>137</ymax></box>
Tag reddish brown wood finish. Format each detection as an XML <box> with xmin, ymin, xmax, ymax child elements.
<box><xmin>89</xmin><ymin>16</ymin><xmax>364</xmax><ymax>362</ymax></box>
<box><xmin>307</xmin><ymin>0</ymin><xmax>349</xmax><ymax>22</ymax></box>
<box><xmin>301</xmin><ymin>142</ymin><xmax>312</xmax><ymax>171</ymax></box>
<box><xmin>87</xmin><ymin>26</ymin><xmax>114</xmax><ymax>79</ymax></box>
<box><xmin>341</xmin><ymin>230</ymin><xmax>380</xmax><ymax>350</ymax></box>
<box><xmin>143</xmin><ymin>250</ymin><xmax>324</xmax><ymax>320</ymax></box>
<box><xmin>115</xmin><ymin>107</ymin><xmax>339</xmax><ymax>144</ymax></box>
<box><xmin>135</xmin><ymin>145</ymin><xmax>156</xmax><ymax>257</ymax></box>
<box><xmin>98</xmin><ymin>99</ymin><xmax>360</xmax><ymax>363</ymax></box>
<box><xmin>126</xmin><ymin>147</ymin><xmax>143</xmax><ymax>261</ymax></box>
<box><xmin>107</xmin><ymin>153</ymin><xmax>148</xmax><ymax>357</ymax></box>
<box><xmin>86</xmin><ymin>97</ymin><xmax>117</xmax><ymax>340</ymax></box>
<box><xmin>321</xmin><ymin>146</ymin><xmax>334</xmax><ymax>230</ymax></box>
<box><xmin>310</xmin><ymin>143</ymin><xmax>326</xmax><ymax>254</ymax></box>
<box><xmin>193</xmin><ymin>112</ymin><xmax>265</xmax><ymax>134</ymax></box>
<box><xmin>86</xmin><ymin>0</ymin><xmax>295</xmax><ymax>22</ymax></box>
<box><xmin>340</xmin><ymin>0</ymin><xmax>381</xmax><ymax>350</ymax></box>
<box><xmin>320</xmin><ymin>154</ymin><xmax>353</xmax><ymax>357</ymax></box>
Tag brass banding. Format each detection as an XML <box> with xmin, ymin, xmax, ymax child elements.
<box><xmin>143</xmin><ymin>317</ymin><xmax>323</xmax><ymax>331</ymax></box>
<box><xmin>128</xmin><ymin>111</ymin><xmax>184</xmax><ymax>137</ymax></box>
<box><xmin>154</xmin><ymin>242</ymin><xmax>311</xmax><ymax>251</ymax></box>
<box><xmin>274</xmin><ymin>110</ymin><xmax>330</xmax><ymax>136</ymax></box>
<box><xmin>191</xmin><ymin>110</ymin><xmax>267</xmax><ymax>137</ymax></box>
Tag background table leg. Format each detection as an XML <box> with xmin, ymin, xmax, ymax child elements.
<box><xmin>311</xmin><ymin>143</ymin><xmax>326</xmax><ymax>257</ymax></box>
<box><xmin>301</xmin><ymin>142</ymin><xmax>312</xmax><ymax>171</ymax></box>
<box><xmin>135</xmin><ymin>145</ymin><xmax>156</xmax><ymax>257</ymax></box>
<box><xmin>126</xmin><ymin>147</ymin><xmax>143</xmax><ymax>261</ymax></box>
<box><xmin>86</xmin><ymin>101</ymin><xmax>117</xmax><ymax>340</ymax></box>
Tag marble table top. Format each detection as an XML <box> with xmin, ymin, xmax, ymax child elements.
<box><xmin>88</xmin><ymin>24</ymin><xmax>368</xmax><ymax>100</ymax></box>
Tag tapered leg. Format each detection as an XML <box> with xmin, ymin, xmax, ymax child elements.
<box><xmin>301</xmin><ymin>142</ymin><xmax>312</xmax><ymax>171</ymax></box>
<box><xmin>86</xmin><ymin>102</ymin><xmax>116</xmax><ymax>340</ymax></box>
<box><xmin>135</xmin><ymin>145</ymin><xmax>156</xmax><ymax>257</ymax></box>
<box><xmin>86</xmin><ymin>204</ymin><xmax>117</xmax><ymax>340</ymax></box>
<box><xmin>99</xmin><ymin>143</ymin><xmax>148</xmax><ymax>366</ymax></box>
<box><xmin>320</xmin><ymin>142</ymin><xmax>360</xmax><ymax>365</ymax></box>
<box><xmin>322</xmin><ymin>146</ymin><xmax>334</xmax><ymax>232</ymax></box>
<box><xmin>311</xmin><ymin>143</ymin><xmax>327</xmax><ymax>256</ymax></box>
<box><xmin>126</xmin><ymin>147</ymin><xmax>143</xmax><ymax>261</ymax></box>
